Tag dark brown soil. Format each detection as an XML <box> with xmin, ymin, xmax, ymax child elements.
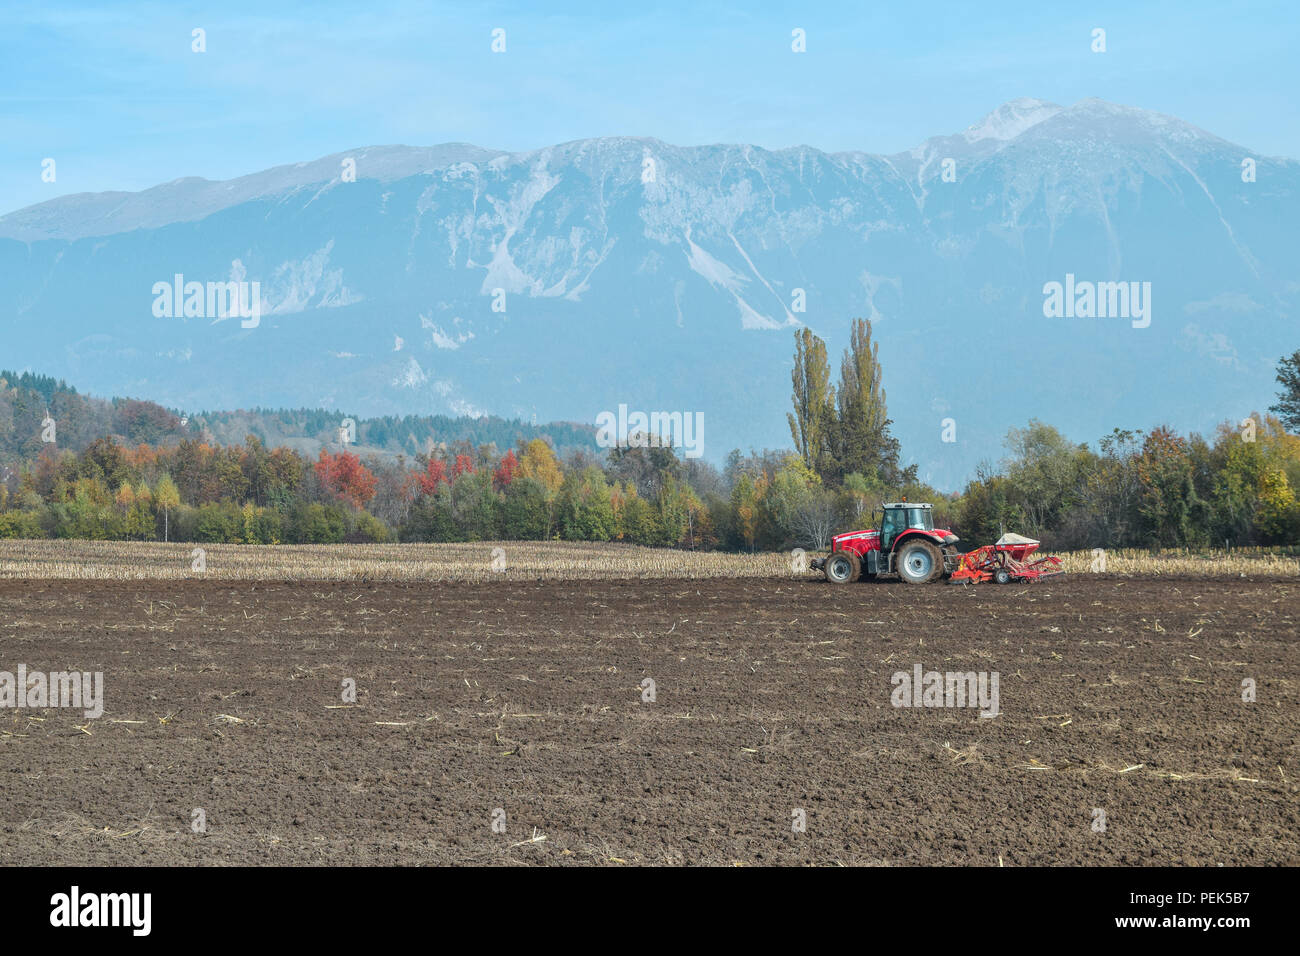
<box><xmin>1</xmin><ymin>576</ymin><xmax>1296</xmax><ymax>865</ymax></box>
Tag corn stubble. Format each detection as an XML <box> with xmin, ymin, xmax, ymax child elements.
<box><xmin>0</xmin><ymin>540</ymin><xmax>1294</xmax><ymax>581</ymax></box>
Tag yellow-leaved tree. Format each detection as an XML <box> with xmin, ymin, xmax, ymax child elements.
<box><xmin>517</xmin><ymin>439</ymin><xmax>564</xmax><ymax>496</ymax></box>
<box><xmin>154</xmin><ymin>474</ymin><xmax>180</xmax><ymax>542</ymax></box>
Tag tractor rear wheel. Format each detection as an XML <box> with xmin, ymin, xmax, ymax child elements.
<box><xmin>896</xmin><ymin>539</ymin><xmax>943</xmax><ymax>585</ymax></box>
<box><xmin>824</xmin><ymin>550</ymin><xmax>861</xmax><ymax>584</ymax></box>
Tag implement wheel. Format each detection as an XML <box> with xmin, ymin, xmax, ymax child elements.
<box><xmin>824</xmin><ymin>550</ymin><xmax>861</xmax><ymax>585</ymax></box>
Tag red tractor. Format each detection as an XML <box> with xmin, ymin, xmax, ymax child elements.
<box><xmin>810</xmin><ymin>502</ymin><xmax>961</xmax><ymax>585</ymax></box>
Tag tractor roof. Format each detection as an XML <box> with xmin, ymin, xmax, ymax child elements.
<box><xmin>883</xmin><ymin>501</ymin><xmax>931</xmax><ymax>509</ymax></box>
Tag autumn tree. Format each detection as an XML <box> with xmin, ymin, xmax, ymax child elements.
<box><xmin>415</xmin><ymin>457</ymin><xmax>449</xmax><ymax>496</ymax></box>
<box><xmin>111</xmin><ymin>399</ymin><xmax>180</xmax><ymax>444</ymax></box>
<box><xmin>492</xmin><ymin>449</ymin><xmax>521</xmax><ymax>490</ymax></box>
<box><xmin>172</xmin><ymin>440</ymin><xmax>215</xmax><ymax>504</ymax></box>
<box><xmin>239</xmin><ymin>435</ymin><xmax>301</xmax><ymax>507</ymax></box>
<box><xmin>114</xmin><ymin>482</ymin><xmax>136</xmax><ymax>511</ymax></box>
<box><xmin>1135</xmin><ymin>427</ymin><xmax>1205</xmax><ymax>547</ymax></box>
<box><xmin>517</xmin><ymin>439</ymin><xmax>563</xmax><ymax>496</ymax></box>
<box><xmin>315</xmin><ymin>450</ymin><xmax>377</xmax><ymax>509</ymax></box>
<box><xmin>729</xmin><ymin>470</ymin><xmax>769</xmax><ymax>552</ymax></box>
<box><xmin>154</xmin><ymin>474</ymin><xmax>180</xmax><ymax>541</ymax></box>
<box><xmin>656</xmin><ymin>475</ymin><xmax>712</xmax><ymax>549</ymax></box>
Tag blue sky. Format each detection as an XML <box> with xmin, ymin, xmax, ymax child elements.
<box><xmin>2</xmin><ymin>0</ymin><xmax>1296</xmax><ymax>214</ymax></box>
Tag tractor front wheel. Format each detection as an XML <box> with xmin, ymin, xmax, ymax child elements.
<box><xmin>896</xmin><ymin>540</ymin><xmax>943</xmax><ymax>585</ymax></box>
<box><xmin>824</xmin><ymin>550</ymin><xmax>861</xmax><ymax>584</ymax></box>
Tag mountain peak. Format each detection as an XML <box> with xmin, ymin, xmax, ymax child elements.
<box><xmin>963</xmin><ymin>97</ymin><xmax>1064</xmax><ymax>143</ymax></box>
<box><xmin>1035</xmin><ymin>97</ymin><xmax>1232</xmax><ymax>149</ymax></box>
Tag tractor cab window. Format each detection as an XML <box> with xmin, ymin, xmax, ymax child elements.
<box><xmin>880</xmin><ymin>508</ymin><xmax>902</xmax><ymax>548</ymax></box>
<box><xmin>882</xmin><ymin>506</ymin><xmax>932</xmax><ymax>548</ymax></box>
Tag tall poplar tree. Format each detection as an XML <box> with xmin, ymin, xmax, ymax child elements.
<box><xmin>787</xmin><ymin>328</ymin><xmax>836</xmax><ymax>481</ymax></box>
<box><xmin>834</xmin><ymin>318</ymin><xmax>901</xmax><ymax>484</ymax></box>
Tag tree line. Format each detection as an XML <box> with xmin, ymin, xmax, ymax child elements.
<box><xmin>786</xmin><ymin>325</ymin><xmax>1300</xmax><ymax>550</ymax></box>
<box><xmin>0</xmin><ymin>370</ymin><xmax>597</xmax><ymax>462</ymax></box>
<box><xmin>2</xmin><ymin>340</ymin><xmax>1298</xmax><ymax>550</ymax></box>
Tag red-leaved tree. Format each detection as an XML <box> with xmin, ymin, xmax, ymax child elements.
<box><xmin>492</xmin><ymin>449</ymin><xmax>520</xmax><ymax>490</ymax></box>
<box><xmin>315</xmin><ymin>450</ymin><xmax>377</xmax><ymax>509</ymax></box>
<box><xmin>415</xmin><ymin>457</ymin><xmax>448</xmax><ymax>496</ymax></box>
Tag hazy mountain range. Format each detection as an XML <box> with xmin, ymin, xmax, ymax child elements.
<box><xmin>2</xmin><ymin>97</ymin><xmax>1295</xmax><ymax>489</ymax></box>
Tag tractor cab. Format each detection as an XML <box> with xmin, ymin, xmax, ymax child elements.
<box><xmin>878</xmin><ymin>502</ymin><xmax>934</xmax><ymax>551</ymax></box>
